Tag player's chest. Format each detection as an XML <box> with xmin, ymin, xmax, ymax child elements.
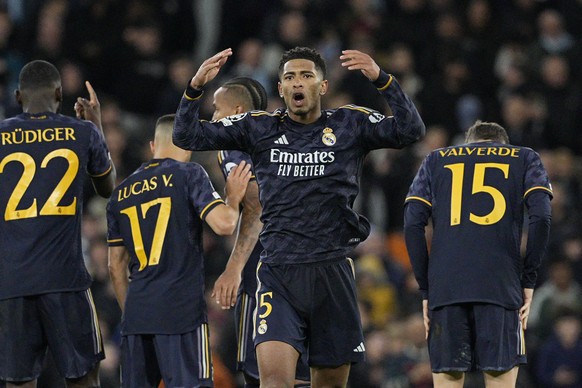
<box><xmin>252</xmin><ymin>122</ymin><xmax>360</xmax><ymax>179</ymax></box>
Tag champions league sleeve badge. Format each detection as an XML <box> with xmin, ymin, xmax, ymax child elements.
<box><xmin>322</xmin><ymin>127</ymin><xmax>336</xmax><ymax>146</ymax></box>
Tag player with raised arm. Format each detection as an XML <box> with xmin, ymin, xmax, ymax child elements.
<box><xmin>0</xmin><ymin>60</ymin><xmax>115</xmax><ymax>388</ymax></box>
<box><xmin>210</xmin><ymin>77</ymin><xmax>310</xmax><ymax>387</ymax></box>
<box><xmin>404</xmin><ymin>121</ymin><xmax>552</xmax><ymax>387</ymax></box>
<box><xmin>173</xmin><ymin>47</ymin><xmax>425</xmax><ymax>387</ymax></box>
<box><xmin>107</xmin><ymin>114</ymin><xmax>250</xmax><ymax>388</ymax></box>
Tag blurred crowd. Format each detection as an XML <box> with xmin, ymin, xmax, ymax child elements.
<box><xmin>1</xmin><ymin>0</ymin><xmax>581</xmax><ymax>387</ymax></box>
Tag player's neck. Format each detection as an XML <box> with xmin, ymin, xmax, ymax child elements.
<box><xmin>287</xmin><ymin>109</ymin><xmax>322</xmax><ymax>125</ymax></box>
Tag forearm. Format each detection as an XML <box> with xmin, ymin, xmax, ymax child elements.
<box><xmin>109</xmin><ymin>266</ymin><xmax>128</xmax><ymax>311</ymax></box>
<box><xmin>375</xmin><ymin>72</ymin><xmax>425</xmax><ymax>146</ymax></box>
<box><xmin>226</xmin><ymin>206</ymin><xmax>263</xmax><ymax>271</ymax></box>
<box><xmin>173</xmin><ymin>86</ymin><xmax>205</xmax><ymax>150</ymax></box>
<box><xmin>403</xmin><ymin>202</ymin><xmax>431</xmax><ymax>298</ymax></box>
<box><xmin>523</xmin><ymin>192</ymin><xmax>552</xmax><ymax>288</ymax></box>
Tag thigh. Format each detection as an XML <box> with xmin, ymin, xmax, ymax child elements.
<box><xmin>309</xmin><ymin>259</ymin><xmax>365</xmax><ymax>367</ymax></box>
<box><xmin>0</xmin><ymin>296</ymin><xmax>46</xmax><ymax>382</ymax></box>
<box><xmin>39</xmin><ymin>290</ymin><xmax>105</xmax><ymax>379</ymax></box>
<box><xmin>428</xmin><ymin>304</ymin><xmax>473</xmax><ymax>372</ymax></box>
<box><xmin>121</xmin><ymin>335</ymin><xmax>161</xmax><ymax>388</ymax></box>
<box><xmin>254</xmin><ymin>263</ymin><xmax>308</xmax><ymax>356</ymax></box>
<box><xmin>473</xmin><ymin>304</ymin><xmax>526</xmax><ymax>371</ymax></box>
<box><xmin>154</xmin><ymin>325</ymin><xmax>213</xmax><ymax>388</ymax></box>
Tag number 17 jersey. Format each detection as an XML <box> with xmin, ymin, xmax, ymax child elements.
<box><xmin>106</xmin><ymin>158</ymin><xmax>224</xmax><ymax>335</ymax></box>
<box><xmin>405</xmin><ymin>142</ymin><xmax>552</xmax><ymax>309</ymax></box>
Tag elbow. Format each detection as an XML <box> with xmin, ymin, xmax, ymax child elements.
<box><xmin>213</xmin><ymin>219</ymin><xmax>237</xmax><ymax>236</ymax></box>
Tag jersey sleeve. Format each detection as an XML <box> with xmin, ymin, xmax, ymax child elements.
<box><xmin>405</xmin><ymin>153</ymin><xmax>433</xmax><ymax>208</ymax></box>
<box><xmin>106</xmin><ymin>198</ymin><xmax>124</xmax><ymax>246</ymax></box>
<box><xmin>523</xmin><ymin>149</ymin><xmax>553</xmax><ymax>199</ymax></box>
<box><xmin>217</xmin><ymin>150</ymin><xmax>256</xmax><ymax>181</ymax></box>
<box><xmin>187</xmin><ymin>164</ymin><xmax>225</xmax><ymax>220</ymax></box>
<box><xmin>358</xmin><ymin>72</ymin><xmax>425</xmax><ymax>151</ymax></box>
<box><xmin>174</xmin><ymin>85</ymin><xmax>253</xmax><ymax>152</ymax></box>
<box><xmin>86</xmin><ymin>122</ymin><xmax>113</xmax><ymax>177</ymax></box>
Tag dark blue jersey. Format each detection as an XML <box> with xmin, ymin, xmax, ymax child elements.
<box><xmin>0</xmin><ymin>112</ymin><xmax>112</xmax><ymax>300</ymax></box>
<box><xmin>175</xmin><ymin>72</ymin><xmax>425</xmax><ymax>264</ymax></box>
<box><xmin>106</xmin><ymin>158</ymin><xmax>224</xmax><ymax>335</ymax></box>
<box><xmin>217</xmin><ymin>150</ymin><xmax>261</xmax><ymax>293</ymax></box>
<box><xmin>405</xmin><ymin>142</ymin><xmax>553</xmax><ymax>309</ymax></box>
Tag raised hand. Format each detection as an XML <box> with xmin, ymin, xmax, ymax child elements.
<box><xmin>75</xmin><ymin>81</ymin><xmax>102</xmax><ymax>131</ymax></box>
<box><xmin>190</xmin><ymin>48</ymin><xmax>233</xmax><ymax>89</ymax></box>
<box><xmin>225</xmin><ymin>160</ymin><xmax>252</xmax><ymax>205</ymax></box>
<box><xmin>340</xmin><ymin>49</ymin><xmax>381</xmax><ymax>82</ymax></box>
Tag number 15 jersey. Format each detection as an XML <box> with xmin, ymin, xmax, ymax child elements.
<box><xmin>405</xmin><ymin>142</ymin><xmax>552</xmax><ymax>309</ymax></box>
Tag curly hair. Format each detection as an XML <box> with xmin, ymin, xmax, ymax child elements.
<box><xmin>278</xmin><ymin>46</ymin><xmax>327</xmax><ymax>79</ymax></box>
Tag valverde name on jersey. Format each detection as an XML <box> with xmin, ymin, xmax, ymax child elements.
<box><xmin>438</xmin><ymin>146</ymin><xmax>521</xmax><ymax>158</ymax></box>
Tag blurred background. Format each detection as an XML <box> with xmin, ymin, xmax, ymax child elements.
<box><xmin>1</xmin><ymin>0</ymin><xmax>581</xmax><ymax>387</ymax></box>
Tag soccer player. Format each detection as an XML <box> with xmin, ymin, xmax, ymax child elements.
<box><xmin>403</xmin><ymin>121</ymin><xmax>553</xmax><ymax>387</ymax></box>
<box><xmin>0</xmin><ymin>60</ymin><xmax>115</xmax><ymax>387</ymax></box>
<box><xmin>106</xmin><ymin>114</ymin><xmax>251</xmax><ymax>388</ymax></box>
<box><xmin>173</xmin><ymin>47</ymin><xmax>425</xmax><ymax>387</ymax></box>
<box><xmin>210</xmin><ymin>77</ymin><xmax>310</xmax><ymax>387</ymax></box>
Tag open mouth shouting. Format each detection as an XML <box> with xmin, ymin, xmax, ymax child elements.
<box><xmin>292</xmin><ymin>92</ymin><xmax>305</xmax><ymax>107</ymax></box>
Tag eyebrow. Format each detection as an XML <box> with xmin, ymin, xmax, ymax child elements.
<box><xmin>283</xmin><ymin>70</ymin><xmax>316</xmax><ymax>76</ymax></box>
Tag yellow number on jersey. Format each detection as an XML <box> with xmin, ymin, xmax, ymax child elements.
<box><xmin>120</xmin><ymin>197</ymin><xmax>172</xmax><ymax>271</ymax></box>
<box><xmin>0</xmin><ymin>149</ymin><xmax>79</xmax><ymax>221</ymax></box>
<box><xmin>445</xmin><ymin>162</ymin><xmax>509</xmax><ymax>226</ymax></box>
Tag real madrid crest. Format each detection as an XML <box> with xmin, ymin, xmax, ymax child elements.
<box><xmin>322</xmin><ymin>127</ymin><xmax>336</xmax><ymax>146</ymax></box>
<box><xmin>258</xmin><ymin>319</ymin><xmax>268</xmax><ymax>334</ymax></box>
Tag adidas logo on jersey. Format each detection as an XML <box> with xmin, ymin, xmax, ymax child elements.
<box><xmin>274</xmin><ymin>134</ymin><xmax>289</xmax><ymax>145</ymax></box>
<box><xmin>353</xmin><ymin>342</ymin><xmax>366</xmax><ymax>352</ymax></box>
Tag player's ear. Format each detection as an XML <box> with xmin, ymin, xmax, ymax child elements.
<box><xmin>149</xmin><ymin>140</ymin><xmax>155</xmax><ymax>155</ymax></box>
<box><xmin>277</xmin><ymin>82</ymin><xmax>283</xmax><ymax>98</ymax></box>
<box><xmin>235</xmin><ymin>105</ymin><xmax>244</xmax><ymax>114</ymax></box>
<box><xmin>319</xmin><ymin>80</ymin><xmax>328</xmax><ymax>96</ymax></box>
<box><xmin>55</xmin><ymin>86</ymin><xmax>63</xmax><ymax>102</ymax></box>
<box><xmin>15</xmin><ymin>89</ymin><xmax>22</xmax><ymax>106</ymax></box>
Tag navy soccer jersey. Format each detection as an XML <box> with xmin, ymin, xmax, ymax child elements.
<box><xmin>0</xmin><ymin>112</ymin><xmax>112</xmax><ymax>300</ymax></box>
<box><xmin>175</xmin><ymin>72</ymin><xmax>425</xmax><ymax>264</ymax></box>
<box><xmin>106</xmin><ymin>158</ymin><xmax>224</xmax><ymax>335</ymax></box>
<box><xmin>217</xmin><ymin>150</ymin><xmax>261</xmax><ymax>294</ymax></box>
<box><xmin>405</xmin><ymin>142</ymin><xmax>553</xmax><ymax>310</ymax></box>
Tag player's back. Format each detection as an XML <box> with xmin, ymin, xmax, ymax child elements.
<box><xmin>107</xmin><ymin>158</ymin><xmax>220</xmax><ymax>335</ymax></box>
<box><xmin>0</xmin><ymin>112</ymin><xmax>111</xmax><ymax>300</ymax></box>
<box><xmin>412</xmin><ymin>142</ymin><xmax>552</xmax><ymax>308</ymax></box>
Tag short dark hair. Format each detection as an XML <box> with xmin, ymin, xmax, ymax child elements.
<box><xmin>155</xmin><ymin>113</ymin><xmax>176</xmax><ymax>130</ymax></box>
<box><xmin>222</xmin><ymin>77</ymin><xmax>268</xmax><ymax>110</ymax></box>
<box><xmin>19</xmin><ymin>60</ymin><xmax>61</xmax><ymax>90</ymax></box>
<box><xmin>278</xmin><ymin>47</ymin><xmax>326</xmax><ymax>79</ymax></box>
<box><xmin>465</xmin><ymin>121</ymin><xmax>509</xmax><ymax>144</ymax></box>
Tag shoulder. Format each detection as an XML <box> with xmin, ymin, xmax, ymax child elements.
<box><xmin>334</xmin><ymin>104</ymin><xmax>387</xmax><ymax>122</ymax></box>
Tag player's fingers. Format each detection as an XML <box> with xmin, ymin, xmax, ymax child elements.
<box><xmin>85</xmin><ymin>81</ymin><xmax>99</xmax><ymax>104</ymax></box>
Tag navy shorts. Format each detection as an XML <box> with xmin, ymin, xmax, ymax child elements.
<box><xmin>254</xmin><ymin>257</ymin><xmax>365</xmax><ymax>366</ymax></box>
<box><xmin>235</xmin><ymin>291</ymin><xmax>310</xmax><ymax>381</ymax></box>
<box><xmin>0</xmin><ymin>290</ymin><xmax>104</xmax><ymax>382</ymax></box>
<box><xmin>428</xmin><ymin>303</ymin><xmax>526</xmax><ymax>372</ymax></box>
<box><xmin>121</xmin><ymin>324</ymin><xmax>213</xmax><ymax>388</ymax></box>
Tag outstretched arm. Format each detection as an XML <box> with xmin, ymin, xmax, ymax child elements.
<box><xmin>212</xmin><ymin>180</ymin><xmax>262</xmax><ymax>309</ymax></box>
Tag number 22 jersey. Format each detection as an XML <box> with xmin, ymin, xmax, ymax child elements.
<box><xmin>0</xmin><ymin>112</ymin><xmax>112</xmax><ymax>300</ymax></box>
